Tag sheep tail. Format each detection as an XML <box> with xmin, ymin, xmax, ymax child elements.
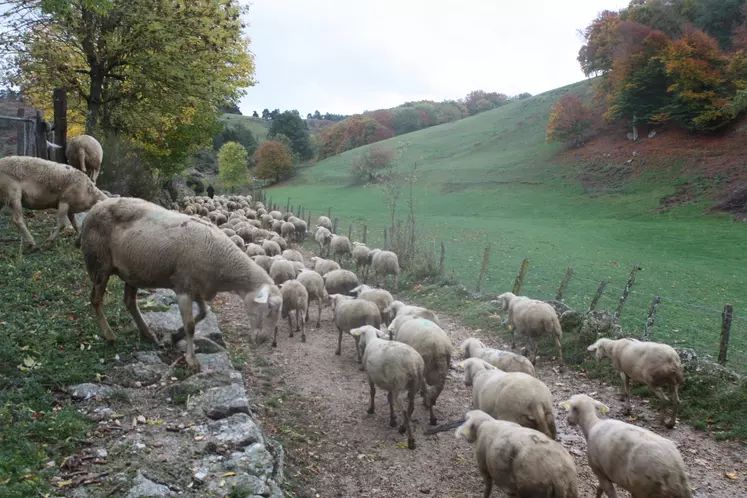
<box><xmin>78</xmin><ymin>148</ymin><xmax>87</xmax><ymax>174</ymax></box>
<box><xmin>548</xmin><ymin>313</ymin><xmax>562</xmax><ymax>339</ymax></box>
<box><xmin>534</xmin><ymin>403</ymin><xmax>556</xmax><ymax>440</ymax></box>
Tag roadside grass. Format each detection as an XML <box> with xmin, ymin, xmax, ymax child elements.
<box><xmin>267</xmin><ymin>79</ymin><xmax>747</xmax><ymax>374</ymax></box>
<box><xmin>0</xmin><ymin>214</ymin><xmax>145</xmax><ymax>496</ymax></box>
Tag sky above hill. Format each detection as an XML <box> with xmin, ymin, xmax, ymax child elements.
<box><xmin>239</xmin><ymin>0</ymin><xmax>628</xmax><ymax>117</ymax></box>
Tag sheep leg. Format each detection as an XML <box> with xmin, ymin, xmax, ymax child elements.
<box><xmin>394</xmin><ymin>272</ymin><xmax>399</xmax><ymax>292</ymax></box>
<box><xmin>124</xmin><ymin>284</ymin><xmax>159</xmax><ymax>343</ymax></box>
<box><xmin>42</xmin><ymin>202</ymin><xmax>71</xmax><ymax>250</ymax></box>
<box><xmin>316</xmin><ymin>298</ymin><xmax>322</xmax><ymax>328</ymax></box>
<box><xmin>287</xmin><ymin>311</ymin><xmax>294</xmax><ymax>338</ymax></box>
<box><xmin>481</xmin><ymin>473</ymin><xmax>493</xmax><ymax>498</ymax></box>
<box><xmin>620</xmin><ymin>372</ymin><xmax>632</xmax><ymax>415</ymax></box>
<box><xmin>67</xmin><ymin>211</ymin><xmax>80</xmax><ymax>235</ymax></box>
<box><xmin>553</xmin><ymin>333</ymin><xmax>565</xmax><ymax>368</ymax></box>
<box><xmin>335</xmin><ymin>326</ymin><xmax>343</xmax><ymax>355</ymax></box>
<box><xmin>90</xmin><ymin>167</ymin><xmax>99</xmax><ymax>184</ymax></box>
<box><xmin>9</xmin><ymin>197</ymin><xmax>38</xmax><ymax>250</ymax></box>
<box><xmin>176</xmin><ymin>294</ymin><xmax>200</xmax><ymax>372</ymax></box>
<box><xmin>651</xmin><ymin>385</ymin><xmax>675</xmax><ymax>428</ymax></box>
<box><xmin>367</xmin><ymin>380</ymin><xmax>376</xmax><ymax>414</ymax></box>
<box><xmin>393</xmin><ymin>393</ymin><xmax>415</xmax><ymax>450</ymax></box>
<box><xmin>668</xmin><ymin>383</ymin><xmax>680</xmax><ymax>429</ymax></box>
<box><xmin>387</xmin><ymin>391</ymin><xmax>397</xmax><ymax>427</ymax></box>
<box><xmin>172</xmin><ymin>299</ymin><xmax>207</xmax><ymax>343</ymax></box>
<box><xmin>298</xmin><ymin>309</ymin><xmax>306</xmax><ymax>343</ymax></box>
<box><xmin>595</xmin><ymin>477</ymin><xmax>617</xmax><ymax>498</ymax></box>
<box><xmin>272</xmin><ymin>324</ymin><xmax>279</xmax><ymax>348</ymax></box>
<box><xmin>91</xmin><ymin>275</ymin><xmax>116</xmax><ymax>341</ymax></box>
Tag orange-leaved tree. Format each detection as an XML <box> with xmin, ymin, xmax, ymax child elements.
<box><xmin>253</xmin><ymin>141</ymin><xmax>293</xmax><ymax>184</ymax></box>
<box><xmin>546</xmin><ymin>94</ymin><xmax>594</xmax><ymax>148</ymax></box>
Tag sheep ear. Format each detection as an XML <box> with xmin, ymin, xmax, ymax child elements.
<box><xmin>254</xmin><ymin>285</ymin><xmax>270</xmax><ymax>304</ymax></box>
<box><xmin>456</xmin><ymin>360</ymin><xmax>466</xmax><ymax>369</ymax></box>
<box><xmin>559</xmin><ymin>401</ymin><xmax>571</xmax><ymax>411</ymax></box>
<box><xmin>594</xmin><ymin>401</ymin><xmax>609</xmax><ymax>415</ymax></box>
<box><xmin>350</xmin><ymin>327</ymin><xmax>362</xmax><ymax>337</ymax></box>
<box><xmin>455</xmin><ymin>422</ymin><xmax>471</xmax><ymax>440</ymax></box>
<box><xmin>587</xmin><ymin>343</ymin><xmax>597</xmax><ymax>352</ymax></box>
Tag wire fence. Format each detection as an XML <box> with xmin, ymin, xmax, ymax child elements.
<box><xmin>266</xmin><ymin>196</ymin><xmax>746</xmax><ymax>375</ymax></box>
<box><xmin>0</xmin><ymin>108</ymin><xmax>56</xmax><ymax>159</ymax></box>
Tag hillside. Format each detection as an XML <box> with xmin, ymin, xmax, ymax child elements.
<box><xmin>218</xmin><ymin>113</ymin><xmax>270</xmax><ymax>142</ymax></box>
<box><xmin>266</xmin><ymin>78</ymin><xmax>747</xmax><ymax>371</ymax></box>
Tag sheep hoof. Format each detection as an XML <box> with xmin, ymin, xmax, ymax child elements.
<box><xmin>390</xmin><ymin>418</ymin><xmax>398</xmax><ymax>428</ymax></box>
<box><xmin>429</xmin><ymin>417</ymin><xmax>437</xmax><ymax>426</ymax></box>
<box><xmin>398</xmin><ymin>424</ymin><xmax>406</xmax><ymax>434</ymax></box>
<box><xmin>301</xmin><ymin>335</ymin><xmax>306</xmax><ymax>343</ymax></box>
<box><xmin>289</xmin><ymin>332</ymin><xmax>294</xmax><ymax>338</ymax></box>
<box><xmin>407</xmin><ymin>438</ymin><xmax>416</xmax><ymax>450</ymax></box>
<box><xmin>335</xmin><ymin>349</ymin><xmax>341</xmax><ymax>356</ymax></box>
<box><xmin>172</xmin><ymin>328</ymin><xmax>186</xmax><ymax>343</ymax></box>
<box><xmin>367</xmin><ymin>407</ymin><xmax>375</xmax><ymax>415</ymax></box>
<box><xmin>272</xmin><ymin>340</ymin><xmax>277</xmax><ymax>348</ymax></box>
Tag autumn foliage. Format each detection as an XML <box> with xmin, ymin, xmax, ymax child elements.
<box><xmin>253</xmin><ymin>141</ymin><xmax>293</xmax><ymax>184</ymax></box>
<box><xmin>546</xmin><ymin>95</ymin><xmax>594</xmax><ymax>147</ymax></box>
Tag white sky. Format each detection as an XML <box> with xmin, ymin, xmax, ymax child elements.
<box><xmin>239</xmin><ymin>0</ymin><xmax>628</xmax><ymax>117</ymax></box>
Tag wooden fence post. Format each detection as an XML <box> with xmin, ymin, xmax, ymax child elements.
<box><xmin>15</xmin><ymin>108</ymin><xmax>25</xmax><ymax>156</ymax></box>
<box><xmin>615</xmin><ymin>264</ymin><xmax>640</xmax><ymax>318</ymax></box>
<box><xmin>439</xmin><ymin>241</ymin><xmax>445</xmax><ymax>276</ymax></box>
<box><xmin>333</xmin><ymin>217</ymin><xmax>338</xmax><ymax>234</ymax></box>
<box><xmin>300</xmin><ymin>206</ymin><xmax>304</xmax><ymax>220</ymax></box>
<box><xmin>383</xmin><ymin>229</ymin><xmax>387</xmax><ymax>248</ymax></box>
<box><xmin>35</xmin><ymin>110</ymin><xmax>48</xmax><ymax>160</ymax></box>
<box><xmin>286</xmin><ymin>198</ymin><xmax>290</xmax><ymax>212</ymax></box>
<box><xmin>588</xmin><ymin>280</ymin><xmax>608</xmax><ymax>312</ymax></box>
<box><xmin>718</xmin><ymin>304</ymin><xmax>733</xmax><ymax>365</ymax></box>
<box><xmin>307</xmin><ymin>211</ymin><xmax>312</xmax><ymax>229</ymax></box>
<box><xmin>362</xmin><ymin>225</ymin><xmax>367</xmax><ymax>244</ymax></box>
<box><xmin>555</xmin><ymin>266</ymin><xmax>574</xmax><ymax>301</ymax></box>
<box><xmin>290</xmin><ymin>205</ymin><xmax>293</xmax><ymax>215</ymax></box>
<box><xmin>52</xmin><ymin>88</ymin><xmax>67</xmax><ymax>163</ymax></box>
<box><xmin>476</xmin><ymin>244</ymin><xmax>491</xmax><ymax>293</ymax></box>
<box><xmin>642</xmin><ymin>296</ymin><xmax>661</xmax><ymax>340</ymax></box>
<box><xmin>328</xmin><ymin>207</ymin><xmax>331</xmax><ymax>218</ymax></box>
<box><xmin>512</xmin><ymin>258</ymin><xmax>529</xmax><ymax>295</ymax></box>
<box><xmin>348</xmin><ymin>224</ymin><xmax>352</xmax><ymax>239</ymax></box>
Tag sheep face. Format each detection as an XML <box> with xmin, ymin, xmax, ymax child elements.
<box><xmin>459</xmin><ymin>357</ymin><xmax>496</xmax><ymax>387</ymax></box>
<box><xmin>496</xmin><ymin>292</ymin><xmax>514</xmax><ymax>311</ymax></box>
<box><xmin>455</xmin><ymin>410</ymin><xmax>493</xmax><ymax>443</ymax></box>
<box><xmin>587</xmin><ymin>338</ymin><xmax>613</xmax><ymax>362</ymax></box>
<box><xmin>560</xmin><ymin>394</ymin><xmax>609</xmax><ymax>426</ymax></box>
<box><xmin>244</xmin><ymin>284</ymin><xmax>282</xmax><ymax>328</ymax></box>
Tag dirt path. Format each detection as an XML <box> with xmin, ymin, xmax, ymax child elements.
<box><xmin>214</xmin><ymin>280</ymin><xmax>746</xmax><ymax>498</ymax></box>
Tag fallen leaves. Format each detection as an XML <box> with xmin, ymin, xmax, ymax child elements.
<box><xmin>725</xmin><ymin>472</ymin><xmax>738</xmax><ymax>480</ymax></box>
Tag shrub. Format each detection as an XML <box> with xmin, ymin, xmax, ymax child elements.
<box><xmin>350</xmin><ymin>147</ymin><xmax>396</xmax><ymax>185</ymax></box>
<box><xmin>218</xmin><ymin>141</ymin><xmax>249</xmax><ymax>191</ymax></box>
<box><xmin>545</xmin><ymin>94</ymin><xmax>594</xmax><ymax>148</ymax></box>
<box><xmin>96</xmin><ymin>134</ymin><xmax>159</xmax><ymax>201</ymax></box>
<box><xmin>213</xmin><ymin>122</ymin><xmax>257</xmax><ymax>157</ymax></box>
<box><xmin>253</xmin><ymin>140</ymin><xmax>293</xmax><ymax>184</ymax></box>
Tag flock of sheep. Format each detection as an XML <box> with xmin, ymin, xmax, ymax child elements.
<box><xmin>0</xmin><ymin>136</ymin><xmax>695</xmax><ymax>497</ymax></box>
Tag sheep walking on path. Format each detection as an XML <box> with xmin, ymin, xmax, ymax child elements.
<box><xmin>80</xmin><ymin>197</ymin><xmax>282</xmax><ymax>372</ymax></box>
<box><xmin>0</xmin><ymin>156</ymin><xmax>108</xmax><ymax>251</ymax></box>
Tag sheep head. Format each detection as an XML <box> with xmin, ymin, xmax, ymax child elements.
<box><xmin>496</xmin><ymin>292</ymin><xmax>515</xmax><ymax>311</ymax></box>
<box><xmin>455</xmin><ymin>410</ymin><xmax>494</xmax><ymax>443</ymax></box>
<box><xmin>560</xmin><ymin>394</ymin><xmax>609</xmax><ymax>427</ymax></box>
<box><xmin>458</xmin><ymin>357</ymin><xmax>497</xmax><ymax>387</ymax></box>
<box><xmin>587</xmin><ymin>338</ymin><xmax>614</xmax><ymax>361</ymax></box>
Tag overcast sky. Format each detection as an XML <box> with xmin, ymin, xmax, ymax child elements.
<box><xmin>238</xmin><ymin>0</ymin><xmax>628</xmax><ymax>117</ymax></box>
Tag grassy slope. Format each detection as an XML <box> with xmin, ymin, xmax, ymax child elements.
<box><xmin>0</xmin><ymin>215</ymin><xmax>145</xmax><ymax>496</ymax></box>
<box><xmin>219</xmin><ymin>113</ymin><xmax>269</xmax><ymax>142</ymax></box>
<box><xmin>267</xmin><ymin>79</ymin><xmax>747</xmax><ymax>371</ymax></box>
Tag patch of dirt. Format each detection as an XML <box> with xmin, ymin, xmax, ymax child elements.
<box><xmin>214</xmin><ymin>255</ymin><xmax>747</xmax><ymax>497</ymax></box>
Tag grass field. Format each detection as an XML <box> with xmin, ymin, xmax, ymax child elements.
<box><xmin>0</xmin><ymin>215</ymin><xmax>145</xmax><ymax>496</ymax></box>
<box><xmin>267</xmin><ymin>79</ymin><xmax>747</xmax><ymax>373</ymax></box>
<box><xmin>219</xmin><ymin>113</ymin><xmax>269</xmax><ymax>142</ymax></box>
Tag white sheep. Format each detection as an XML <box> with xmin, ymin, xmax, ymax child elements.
<box><xmin>314</xmin><ymin>226</ymin><xmax>333</xmax><ymax>257</ymax></box>
<box><xmin>458</xmin><ymin>337</ymin><xmax>536</xmax><ymax>376</ymax></box>
<box><xmin>281</xmin><ymin>221</ymin><xmax>296</xmax><ymax>242</ymax></box>
<box><xmin>369</xmin><ymin>249</ymin><xmax>400</xmax><ymax>291</ymax></box>
<box><xmin>351</xmin><ymin>284</ymin><xmax>394</xmax><ymax>326</ymax></box>
<box><xmin>316</xmin><ymin>215</ymin><xmax>332</xmax><ymax>231</ymax></box>
<box><xmin>560</xmin><ymin>394</ymin><xmax>691</xmax><ymax>498</ymax></box>
<box><xmin>329</xmin><ymin>234</ymin><xmax>353</xmax><ymax>263</ymax></box>
<box><xmin>271</xmin><ymin>219</ymin><xmax>284</xmax><ymax>234</ymax></box>
<box><xmin>277</xmin><ymin>279</ymin><xmax>309</xmax><ymax>346</ymax></box>
<box><xmin>456</xmin><ymin>410</ymin><xmax>578</xmax><ymax>498</ymax></box>
<box><xmin>269</xmin><ymin>210</ymin><xmax>283</xmax><ymax>220</ymax></box>
<box><xmin>269</xmin><ymin>259</ymin><xmax>296</xmax><ymax>286</ymax></box>
<box><xmin>262</xmin><ymin>239</ymin><xmax>281</xmax><ymax>257</ymax></box>
<box><xmin>351</xmin><ymin>242</ymin><xmax>373</xmax><ymax>281</ymax></box>
<box><xmin>271</xmin><ymin>234</ymin><xmax>288</xmax><ymax>251</ymax></box>
<box><xmin>282</xmin><ymin>249</ymin><xmax>304</xmax><ymax>263</ymax></box>
<box><xmin>290</xmin><ymin>217</ymin><xmax>307</xmax><ymax>241</ymax></box>
<box><xmin>322</xmin><ymin>268</ymin><xmax>359</xmax><ymax>296</ymax></box>
<box><xmin>384</xmin><ymin>301</ymin><xmax>440</xmax><ymax>328</ymax></box>
<box><xmin>66</xmin><ymin>134</ymin><xmax>103</xmax><ymax>184</ymax></box>
<box><xmin>246</xmin><ymin>243</ymin><xmax>266</xmax><ymax>257</ymax></box>
<box><xmin>460</xmin><ymin>357</ymin><xmax>556</xmax><ymax>439</ymax></box>
<box><xmin>497</xmin><ymin>291</ymin><xmax>565</xmax><ymax>368</ymax></box>
<box><xmin>80</xmin><ymin>196</ymin><xmax>282</xmax><ymax>371</ymax></box>
<box><xmin>0</xmin><ymin>156</ymin><xmax>108</xmax><ymax>251</ymax></box>
<box><xmin>229</xmin><ymin>234</ymin><xmax>246</xmax><ymax>251</ymax></box>
<box><xmin>391</xmin><ymin>317</ymin><xmax>452</xmax><ymax>425</ymax></box>
<box><xmin>350</xmin><ymin>325</ymin><xmax>425</xmax><ymax>450</ymax></box>
<box><xmin>310</xmin><ymin>256</ymin><xmax>340</xmax><ymax>277</ymax></box>
<box><xmin>587</xmin><ymin>337</ymin><xmax>684</xmax><ymax>428</ymax></box>
<box><xmin>297</xmin><ymin>269</ymin><xmax>326</xmax><ymax>327</ymax></box>
<box><xmin>329</xmin><ymin>294</ymin><xmax>381</xmax><ymax>363</ymax></box>
<box><xmin>252</xmin><ymin>255</ymin><xmax>273</xmax><ymax>274</ymax></box>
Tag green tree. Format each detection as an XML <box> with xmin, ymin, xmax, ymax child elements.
<box><xmin>268</xmin><ymin>110</ymin><xmax>314</xmax><ymax>160</ymax></box>
<box><xmin>253</xmin><ymin>140</ymin><xmax>293</xmax><ymax>184</ymax></box>
<box><xmin>218</xmin><ymin>141</ymin><xmax>249</xmax><ymax>191</ymax></box>
<box><xmin>0</xmin><ymin>0</ymin><xmax>256</xmax><ymax>176</ymax></box>
<box><xmin>214</xmin><ymin>123</ymin><xmax>258</xmax><ymax>157</ymax></box>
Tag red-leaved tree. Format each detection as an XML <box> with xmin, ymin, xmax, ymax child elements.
<box><xmin>545</xmin><ymin>94</ymin><xmax>594</xmax><ymax>148</ymax></box>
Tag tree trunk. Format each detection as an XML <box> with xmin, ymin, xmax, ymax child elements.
<box><xmin>85</xmin><ymin>68</ymin><xmax>104</xmax><ymax>135</ymax></box>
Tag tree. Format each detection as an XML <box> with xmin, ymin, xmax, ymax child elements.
<box><xmin>313</xmin><ymin>110</ymin><xmax>322</xmax><ymax>119</ymax></box>
<box><xmin>252</xmin><ymin>110</ymin><xmax>259</xmax><ymax>118</ymax></box>
<box><xmin>218</xmin><ymin>141</ymin><xmax>249</xmax><ymax>191</ymax></box>
<box><xmin>253</xmin><ymin>140</ymin><xmax>293</xmax><ymax>184</ymax></box>
<box><xmin>307</xmin><ymin>113</ymin><xmax>312</xmax><ymax>119</ymax></box>
<box><xmin>350</xmin><ymin>147</ymin><xmax>396</xmax><ymax>184</ymax></box>
<box><xmin>546</xmin><ymin>94</ymin><xmax>594</xmax><ymax>147</ymax></box>
<box><xmin>262</xmin><ymin>109</ymin><xmax>270</xmax><ymax>119</ymax></box>
<box><xmin>577</xmin><ymin>10</ymin><xmax>622</xmax><ymax>76</ymax></box>
<box><xmin>214</xmin><ymin>123</ymin><xmax>258</xmax><ymax>157</ymax></box>
<box><xmin>268</xmin><ymin>110</ymin><xmax>314</xmax><ymax>160</ymax></box>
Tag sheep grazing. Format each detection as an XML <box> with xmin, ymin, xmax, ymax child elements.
<box><xmin>351</xmin><ymin>284</ymin><xmax>394</xmax><ymax>326</ymax></box>
<box><xmin>277</xmin><ymin>280</ymin><xmax>309</xmax><ymax>346</ymax></box>
<box><xmin>323</xmin><ymin>268</ymin><xmax>359</xmax><ymax>296</ymax></box>
<box><xmin>246</xmin><ymin>243</ymin><xmax>266</xmax><ymax>257</ymax></box>
<box><xmin>271</xmin><ymin>219</ymin><xmax>284</xmax><ymax>234</ymax></box>
<box><xmin>269</xmin><ymin>259</ymin><xmax>296</xmax><ymax>286</ymax></box>
<box><xmin>329</xmin><ymin>234</ymin><xmax>353</xmax><ymax>263</ymax></box>
<box><xmin>281</xmin><ymin>221</ymin><xmax>296</xmax><ymax>242</ymax></box>
<box><xmin>350</xmin><ymin>325</ymin><xmax>425</xmax><ymax>450</ymax></box>
<box><xmin>392</xmin><ymin>317</ymin><xmax>452</xmax><ymax>425</ymax></box>
<box><xmin>0</xmin><ymin>156</ymin><xmax>108</xmax><ymax>251</ymax></box>
<box><xmin>282</xmin><ymin>249</ymin><xmax>304</xmax><ymax>263</ymax></box>
<box><xmin>460</xmin><ymin>357</ymin><xmax>556</xmax><ymax>439</ymax></box>
<box><xmin>269</xmin><ymin>210</ymin><xmax>283</xmax><ymax>220</ymax></box>
<box><xmin>290</xmin><ymin>217</ymin><xmax>307</xmax><ymax>241</ymax></box>
<box><xmin>459</xmin><ymin>337</ymin><xmax>536</xmax><ymax>377</ymax></box>
<box><xmin>384</xmin><ymin>300</ymin><xmax>440</xmax><ymax>326</ymax></box>
<box><xmin>314</xmin><ymin>226</ymin><xmax>333</xmax><ymax>257</ymax></box>
<box><xmin>329</xmin><ymin>294</ymin><xmax>381</xmax><ymax>363</ymax></box>
<box><xmin>66</xmin><ymin>134</ymin><xmax>103</xmax><ymax>184</ymax></box>
<box><xmin>297</xmin><ymin>269</ymin><xmax>326</xmax><ymax>327</ymax></box>
<box><xmin>252</xmin><ymin>255</ymin><xmax>273</xmax><ymax>274</ymax></box>
<box><xmin>316</xmin><ymin>215</ymin><xmax>332</xmax><ymax>231</ymax></box>
<box><xmin>369</xmin><ymin>249</ymin><xmax>400</xmax><ymax>291</ymax></box>
<box><xmin>80</xmin><ymin>196</ymin><xmax>282</xmax><ymax>371</ymax></box>
<box><xmin>262</xmin><ymin>239</ymin><xmax>281</xmax><ymax>256</ymax></box>
<box><xmin>229</xmin><ymin>234</ymin><xmax>246</xmax><ymax>251</ymax></box>
<box><xmin>561</xmin><ymin>394</ymin><xmax>691</xmax><ymax>498</ymax></box>
<box><xmin>310</xmin><ymin>256</ymin><xmax>340</xmax><ymax>277</ymax></box>
<box><xmin>271</xmin><ymin>234</ymin><xmax>288</xmax><ymax>251</ymax></box>
<box><xmin>351</xmin><ymin>243</ymin><xmax>373</xmax><ymax>280</ymax></box>
<box><xmin>456</xmin><ymin>410</ymin><xmax>578</xmax><ymax>498</ymax></box>
<box><xmin>496</xmin><ymin>291</ymin><xmax>565</xmax><ymax>368</ymax></box>
<box><xmin>587</xmin><ymin>337</ymin><xmax>684</xmax><ymax>428</ymax></box>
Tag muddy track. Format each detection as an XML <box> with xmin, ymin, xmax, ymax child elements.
<box><xmin>214</xmin><ymin>264</ymin><xmax>745</xmax><ymax>498</ymax></box>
